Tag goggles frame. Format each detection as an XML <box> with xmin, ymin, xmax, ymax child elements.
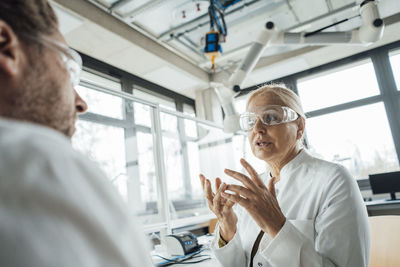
<box><xmin>239</xmin><ymin>105</ymin><xmax>299</xmax><ymax>131</ymax></box>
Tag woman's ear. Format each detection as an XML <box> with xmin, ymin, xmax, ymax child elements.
<box><xmin>296</xmin><ymin>117</ymin><xmax>305</xmax><ymax>140</ymax></box>
<box><xmin>0</xmin><ymin>20</ymin><xmax>21</xmax><ymax>77</ymax></box>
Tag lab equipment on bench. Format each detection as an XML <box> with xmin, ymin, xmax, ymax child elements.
<box><xmin>165</xmin><ymin>232</ymin><xmax>200</xmax><ymax>256</ymax></box>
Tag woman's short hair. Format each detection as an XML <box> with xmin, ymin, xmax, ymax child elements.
<box><xmin>246</xmin><ymin>83</ymin><xmax>306</xmax><ymax>118</ymax></box>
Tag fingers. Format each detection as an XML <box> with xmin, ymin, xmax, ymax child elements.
<box><xmin>225</xmin><ymin>184</ymin><xmax>253</xmax><ymax>199</ymax></box>
<box><xmin>199</xmin><ymin>174</ymin><xmax>206</xmax><ymax>190</ymax></box>
<box><xmin>240</xmin><ymin>158</ymin><xmax>265</xmax><ymax>188</ymax></box>
<box><xmin>224</xmin><ymin>168</ymin><xmax>258</xmax><ymax>192</ymax></box>
<box><xmin>201</xmin><ymin>177</ymin><xmax>214</xmax><ymax>209</ymax></box>
<box><xmin>215</xmin><ymin>177</ymin><xmax>222</xmax><ymax>190</ymax></box>
<box><xmin>205</xmin><ymin>179</ymin><xmax>215</xmax><ymax>199</ymax></box>
<box><xmin>268</xmin><ymin>176</ymin><xmax>277</xmax><ymax>199</ymax></box>
<box><xmin>221</xmin><ymin>191</ymin><xmax>249</xmax><ymax>208</ymax></box>
<box><xmin>213</xmin><ymin>182</ymin><xmax>227</xmax><ymax>216</ymax></box>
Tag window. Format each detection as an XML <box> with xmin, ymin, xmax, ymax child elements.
<box><xmin>72</xmin><ymin>120</ymin><xmax>127</xmax><ymax>196</ymax></box>
<box><xmin>81</xmin><ymin>70</ymin><xmax>122</xmax><ymax>91</ymax></box>
<box><xmin>183</xmin><ymin>104</ymin><xmax>197</xmax><ymax>139</ymax></box>
<box><xmin>297</xmin><ymin>60</ymin><xmax>380</xmax><ymax>112</ymax></box>
<box><xmin>133</xmin><ymin>87</ymin><xmax>176</xmax><ymax>110</ymax></box>
<box><xmin>134</xmin><ymin>102</ymin><xmax>152</xmax><ymax>127</ymax></box>
<box><xmin>131</xmin><ymin>106</ymin><xmax>164</xmax><ymax>224</ymax></box>
<box><xmin>306</xmin><ymin>103</ymin><xmax>399</xmax><ymax>179</ymax></box>
<box><xmin>76</xmin><ymin>71</ymin><xmax>124</xmax><ymax>119</ymax></box>
<box><xmin>389</xmin><ymin>50</ymin><xmax>400</xmax><ymax>90</ymax></box>
<box><xmin>234</xmin><ymin>96</ymin><xmax>248</xmax><ymax>114</ymax></box>
<box><xmin>76</xmin><ymin>85</ymin><xmax>124</xmax><ymax>119</ymax></box>
<box><xmin>295</xmin><ymin>56</ymin><xmax>400</xmax><ymax>179</ymax></box>
<box><xmin>73</xmin><ymin>82</ymin><xmax>166</xmax><ymax>225</ymax></box>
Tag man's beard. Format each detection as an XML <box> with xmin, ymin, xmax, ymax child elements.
<box><xmin>2</xmin><ymin>53</ymin><xmax>76</xmax><ymax>138</ymax></box>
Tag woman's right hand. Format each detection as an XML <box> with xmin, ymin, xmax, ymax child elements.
<box><xmin>200</xmin><ymin>174</ymin><xmax>238</xmax><ymax>242</ymax></box>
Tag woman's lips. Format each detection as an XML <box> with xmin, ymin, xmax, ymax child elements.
<box><xmin>256</xmin><ymin>141</ymin><xmax>272</xmax><ymax>147</ymax></box>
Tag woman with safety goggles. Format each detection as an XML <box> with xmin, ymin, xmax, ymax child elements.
<box><xmin>200</xmin><ymin>85</ymin><xmax>369</xmax><ymax>267</ymax></box>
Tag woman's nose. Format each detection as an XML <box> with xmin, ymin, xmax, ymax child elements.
<box><xmin>253</xmin><ymin>117</ymin><xmax>266</xmax><ymax>133</ymax></box>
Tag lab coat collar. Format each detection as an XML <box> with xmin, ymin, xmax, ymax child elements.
<box><xmin>280</xmin><ymin>149</ymin><xmax>308</xmax><ymax>175</ymax></box>
<box><xmin>274</xmin><ymin>149</ymin><xmax>310</xmax><ymax>187</ymax></box>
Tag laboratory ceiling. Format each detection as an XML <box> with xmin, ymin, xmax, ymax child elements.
<box><xmin>52</xmin><ymin>0</ymin><xmax>400</xmax><ymax>99</ymax></box>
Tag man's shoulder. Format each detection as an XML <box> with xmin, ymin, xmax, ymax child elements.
<box><xmin>0</xmin><ymin>119</ymin><xmax>98</xmax><ymax>183</ymax></box>
<box><xmin>0</xmin><ymin>118</ymin><xmax>72</xmax><ymax>154</ymax></box>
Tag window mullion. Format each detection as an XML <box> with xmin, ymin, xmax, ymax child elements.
<box><xmin>371</xmin><ymin>50</ymin><xmax>400</xmax><ymax>163</ymax></box>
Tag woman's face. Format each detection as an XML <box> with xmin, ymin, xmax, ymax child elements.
<box><xmin>247</xmin><ymin>93</ymin><xmax>303</xmax><ymax>163</ymax></box>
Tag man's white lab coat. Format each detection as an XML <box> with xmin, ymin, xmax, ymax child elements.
<box><xmin>211</xmin><ymin>149</ymin><xmax>370</xmax><ymax>267</ymax></box>
<box><xmin>0</xmin><ymin>119</ymin><xmax>153</xmax><ymax>267</ymax></box>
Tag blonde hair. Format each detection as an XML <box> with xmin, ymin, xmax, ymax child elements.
<box><xmin>246</xmin><ymin>83</ymin><xmax>306</xmax><ymax>118</ymax></box>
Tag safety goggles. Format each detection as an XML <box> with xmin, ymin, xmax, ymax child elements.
<box><xmin>21</xmin><ymin>34</ymin><xmax>82</xmax><ymax>88</ymax></box>
<box><xmin>239</xmin><ymin>105</ymin><xmax>299</xmax><ymax>131</ymax></box>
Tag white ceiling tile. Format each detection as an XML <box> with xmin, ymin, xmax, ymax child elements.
<box><xmin>144</xmin><ymin>65</ymin><xmax>207</xmax><ymax>94</ymax></box>
<box><xmin>52</xmin><ymin>4</ymin><xmax>84</xmax><ymax>35</ymax></box>
<box><xmin>106</xmin><ymin>46</ymin><xmax>166</xmax><ymax>75</ymax></box>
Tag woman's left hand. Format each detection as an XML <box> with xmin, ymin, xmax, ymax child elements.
<box><xmin>222</xmin><ymin>158</ymin><xmax>286</xmax><ymax>238</ymax></box>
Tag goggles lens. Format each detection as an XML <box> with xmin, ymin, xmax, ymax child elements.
<box><xmin>57</xmin><ymin>47</ymin><xmax>82</xmax><ymax>87</ymax></box>
<box><xmin>239</xmin><ymin>106</ymin><xmax>299</xmax><ymax>131</ymax></box>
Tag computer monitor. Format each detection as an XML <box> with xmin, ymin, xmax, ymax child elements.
<box><xmin>369</xmin><ymin>171</ymin><xmax>400</xmax><ymax>200</ymax></box>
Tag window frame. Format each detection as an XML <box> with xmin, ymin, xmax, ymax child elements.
<box><xmin>75</xmin><ymin>56</ymin><xmax>225</xmax><ymax>233</ymax></box>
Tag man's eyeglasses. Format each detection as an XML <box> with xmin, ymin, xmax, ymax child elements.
<box><xmin>239</xmin><ymin>105</ymin><xmax>299</xmax><ymax>131</ymax></box>
<box><xmin>21</xmin><ymin>34</ymin><xmax>82</xmax><ymax>88</ymax></box>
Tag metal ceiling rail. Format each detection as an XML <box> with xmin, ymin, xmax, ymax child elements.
<box><xmin>157</xmin><ymin>0</ymin><xmax>263</xmax><ymax>41</ymax></box>
<box><xmin>109</xmin><ymin>0</ymin><xmax>132</xmax><ymax>11</ymax></box>
<box><xmin>198</xmin><ymin>1</ymin><xmax>360</xmax><ymax>67</ymax></box>
<box><xmin>174</xmin><ymin>35</ymin><xmax>208</xmax><ymax>60</ymax></box>
<box><xmin>284</xmin><ymin>2</ymin><xmax>359</xmax><ymax>32</ymax></box>
<box><xmin>120</xmin><ymin>0</ymin><xmax>165</xmax><ymax>18</ymax></box>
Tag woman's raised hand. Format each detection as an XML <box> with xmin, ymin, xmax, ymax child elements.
<box><xmin>221</xmin><ymin>158</ymin><xmax>286</xmax><ymax>238</ymax></box>
<box><xmin>199</xmin><ymin>174</ymin><xmax>237</xmax><ymax>242</ymax></box>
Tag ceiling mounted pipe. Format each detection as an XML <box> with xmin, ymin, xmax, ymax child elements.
<box><xmin>213</xmin><ymin>0</ymin><xmax>384</xmax><ymax>133</ymax></box>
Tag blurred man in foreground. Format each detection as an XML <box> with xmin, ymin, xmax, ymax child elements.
<box><xmin>0</xmin><ymin>1</ymin><xmax>153</xmax><ymax>266</ymax></box>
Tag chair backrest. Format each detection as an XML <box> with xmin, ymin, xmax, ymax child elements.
<box><xmin>369</xmin><ymin>216</ymin><xmax>400</xmax><ymax>267</ymax></box>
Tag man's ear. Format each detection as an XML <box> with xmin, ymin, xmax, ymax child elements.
<box><xmin>0</xmin><ymin>20</ymin><xmax>21</xmax><ymax>77</ymax></box>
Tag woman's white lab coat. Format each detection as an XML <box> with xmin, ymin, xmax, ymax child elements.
<box><xmin>211</xmin><ymin>149</ymin><xmax>370</xmax><ymax>267</ymax></box>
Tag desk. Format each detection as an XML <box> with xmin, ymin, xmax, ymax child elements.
<box><xmin>366</xmin><ymin>199</ymin><xmax>400</xmax><ymax>216</ymax></box>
